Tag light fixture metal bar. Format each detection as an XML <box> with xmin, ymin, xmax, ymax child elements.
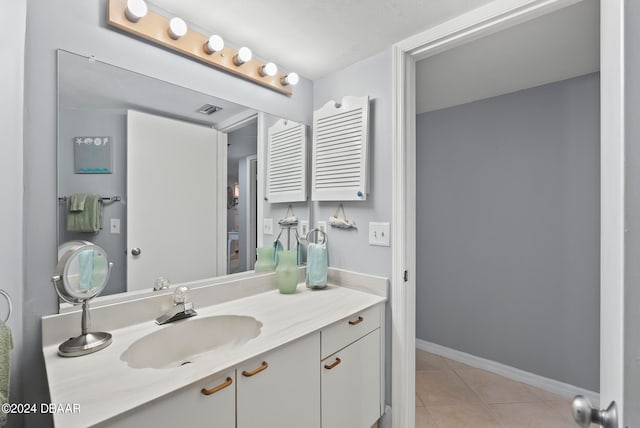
<box><xmin>107</xmin><ymin>0</ymin><xmax>293</xmax><ymax>95</ymax></box>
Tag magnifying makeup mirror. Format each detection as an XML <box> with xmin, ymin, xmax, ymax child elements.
<box><xmin>52</xmin><ymin>241</ymin><xmax>113</xmax><ymax>357</ymax></box>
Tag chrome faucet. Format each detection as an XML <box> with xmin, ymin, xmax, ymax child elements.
<box><xmin>155</xmin><ymin>286</ymin><xmax>197</xmax><ymax>325</ymax></box>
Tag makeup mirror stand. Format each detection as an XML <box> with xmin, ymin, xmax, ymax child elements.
<box><xmin>52</xmin><ymin>241</ymin><xmax>114</xmax><ymax>357</ymax></box>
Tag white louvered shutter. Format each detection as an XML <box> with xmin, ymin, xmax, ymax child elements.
<box><xmin>312</xmin><ymin>95</ymin><xmax>369</xmax><ymax>201</ymax></box>
<box><xmin>267</xmin><ymin>119</ymin><xmax>308</xmax><ymax>203</ymax></box>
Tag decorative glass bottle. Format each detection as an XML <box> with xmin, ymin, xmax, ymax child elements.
<box><xmin>254</xmin><ymin>247</ymin><xmax>276</xmax><ymax>272</ymax></box>
<box><xmin>276</xmin><ymin>250</ymin><xmax>298</xmax><ymax>294</ymax></box>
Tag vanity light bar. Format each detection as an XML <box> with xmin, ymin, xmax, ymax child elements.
<box><xmin>107</xmin><ymin>0</ymin><xmax>297</xmax><ymax>95</ymax></box>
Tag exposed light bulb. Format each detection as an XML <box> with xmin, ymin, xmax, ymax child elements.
<box><xmin>168</xmin><ymin>17</ymin><xmax>187</xmax><ymax>40</ymax></box>
<box><xmin>204</xmin><ymin>35</ymin><xmax>224</xmax><ymax>54</ymax></box>
<box><xmin>281</xmin><ymin>72</ymin><xmax>299</xmax><ymax>86</ymax></box>
<box><xmin>259</xmin><ymin>62</ymin><xmax>278</xmax><ymax>77</ymax></box>
<box><xmin>125</xmin><ymin>0</ymin><xmax>147</xmax><ymax>22</ymax></box>
<box><xmin>233</xmin><ymin>47</ymin><xmax>252</xmax><ymax>66</ymax></box>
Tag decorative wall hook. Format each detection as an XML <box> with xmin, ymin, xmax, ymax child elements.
<box><xmin>329</xmin><ymin>203</ymin><xmax>357</xmax><ymax>229</ymax></box>
<box><xmin>278</xmin><ymin>205</ymin><xmax>298</xmax><ymax>226</ymax></box>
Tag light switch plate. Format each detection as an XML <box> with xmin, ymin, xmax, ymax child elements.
<box><xmin>317</xmin><ymin>221</ymin><xmax>327</xmax><ymax>234</ymax></box>
<box><xmin>369</xmin><ymin>222</ymin><xmax>390</xmax><ymax>246</ymax></box>
<box><xmin>263</xmin><ymin>218</ymin><xmax>274</xmax><ymax>235</ymax></box>
<box><xmin>110</xmin><ymin>218</ymin><xmax>121</xmax><ymax>234</ymax></box>
<box><xmin>300</xmin><ymin>220</ymin><xmax>309</xmax><ymax>237</ymax></box>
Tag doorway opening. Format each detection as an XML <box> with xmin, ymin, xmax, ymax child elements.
<box><xmin>226</xmin><ymin>120</ymin><xmax>258</xmax><ymax>274</ymax></box>
<box><xmin>390</xmin><ymin>0</ymin><xmax>625</xmax><ymax>426</ymax></box>
<box><xmin>415</xmin><ymin>2</ymin><xmax>600</xmax><ymax>424</ymax></box>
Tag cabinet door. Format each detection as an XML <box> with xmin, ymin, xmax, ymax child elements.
<box><xmin>99</xmin><ymin>370</ymin><xmax>235</xmax><ymax>427</ymax></box>
<box><xmin>237</xmin><ymin>332</ymin><xmax>320</xmax><ymax>428</ymax></box>
<box><xmin>267</xmin><ymin>118</ymin><xmax>308</xmax><ymax>203</ymax></box>
<box><xmin>311</xmin><ymin>95</ymin><xmax>369</xmax><ymax>201</ymax></box>
<box><xmin>321</xmin><ymin>329</ymin><xmax>381</xmax><ymax>428</ymax></box>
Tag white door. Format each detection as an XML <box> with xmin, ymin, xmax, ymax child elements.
<box><xmin>321</xmin><ymin>329</ymin><xmax>381</xmax><ymax>428</ymax></box>
<box><xmin>127</xmin><ymin>110</ymin><xmax>226</xmax><ymax>291</ymax></box>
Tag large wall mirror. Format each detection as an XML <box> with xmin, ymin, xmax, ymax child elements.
<box><xmin>57</xmin><ymin>50</ymin><xmax>309</xmax><ymax>301</ymax></box>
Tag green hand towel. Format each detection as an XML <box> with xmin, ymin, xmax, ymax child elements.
<box><xmin>67</xmin><ymin>194</ymin><xmax>102</xmax><ymax>233</ymax></box>
<box><xmin>91</xmin><ymin>253</ymin><xmax>107</xmax><ymax>289</ymax></box>
<box><xmin>306</xmin><ymin>243</ymin><xmax>328</xmax><ymax>286</ymax></box>
<box><xmin>273</xmin><ymin>240</ymin><xmax>284</xmax><ymax>265</ymax></box>
<box><xmin>78</xmin><ymin>249</ymin><xmax>95</xmax><ymax>290</ymax></box>
<box><xmin>69</xmin><ymin>193</ymin><xmax>87</xmax><ymax>212</ymax></box>
<box><xmin>0</xmin><ymin>321</ymin><xmax>13</xmax><ymax>428</ymax></box>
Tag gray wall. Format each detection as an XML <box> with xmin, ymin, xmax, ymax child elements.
<box><xmin>227</xmin><ymin>123</ymin><xmax>258</xmax><ymax>184</ymax></box>
<box><xmin>0</xmin><ymin>2</ymin><xmax>26</xmax><ymax>427</ymax></box>
<box><xmin>312</xmin><ymin>49</ymin><xmax>393</xmax><ymax>279</ymax></box>
<box><xmin>416</xmin><ymin>73</ymin><xmax>600</xmax><ymax>391</ymax></box>
<box><xmin>23</xmin><ymin>1</ymin><xmax>312</xmax><ymax>426</ymax></box>
<box><xmin>58</xmin><ymin>108</ymin><xmax>127</xmax><ymax>296</ymax></box>
<box><xmin>312</xmin><ymin>48</ymin><xmax>393</xmax><ymax>405</ymax></box>
<box><xmin>625</xmin><ymin>0</ymin><xmax>640</xmax><ymax>425</ymax></box>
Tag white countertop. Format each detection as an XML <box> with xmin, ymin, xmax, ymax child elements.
<box><xmin>44</xmin><ymin>283</ymin><xmax>385</xmax><ymax>427</ymax></box>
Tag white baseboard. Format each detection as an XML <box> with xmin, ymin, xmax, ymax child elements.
<box><xmin>416</xmin><ymin>338</ymin><xmax>599</xmax><ymax>404</ymax></box>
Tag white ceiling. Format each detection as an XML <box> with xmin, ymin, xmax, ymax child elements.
<box><xmin>150</xmin><ymin>0</ymin><xmax>495</xmax><ymax>80</ymax></box>
<box><xmin>416</xmin><ymin>0</ymin><xmax>599</xmax><ymax>114</ymax></box>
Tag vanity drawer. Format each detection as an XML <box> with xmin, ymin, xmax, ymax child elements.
<box><xmin>321</xmin><ymin>304</ymin><xmax>381</xmax><ymax>359</ymax></box>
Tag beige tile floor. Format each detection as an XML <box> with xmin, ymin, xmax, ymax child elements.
<box><xmin>415</xmin><ymin>349</ymin><xmax>594</xmax><ymax>428</ymax></box>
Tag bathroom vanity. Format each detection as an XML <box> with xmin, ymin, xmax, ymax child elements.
<box><xmin>42</xmin><ymin>269</ymin><xmax>387</xmax><ymax>427</ymax></box>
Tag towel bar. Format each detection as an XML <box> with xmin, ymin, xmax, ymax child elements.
<box><xmin>0</xmin><ymin>290</ymin><xmax>12</xmax><ymax>323</ymax></box>
<box><xmin>306</xmin><ymin>228</ymin><xmax>328</xmax><ymax>245</ymax></box>
<box><xmin>58</xmin><ymin>195</ymin><xmax>121</xmax><ymax>203</ymax></box>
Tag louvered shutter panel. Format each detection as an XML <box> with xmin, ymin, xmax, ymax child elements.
<box><xmin>312</xmin><ymin>95</ymin><xmax>369</xmax><ymax>201</ymax></box>
<box><xmin>267</xmin><ymin>119</ymin><xmax>307</xmax><ymax>203</ymax></box>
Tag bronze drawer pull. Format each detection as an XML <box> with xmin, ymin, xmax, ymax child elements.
<box><xmin>348</xmin><ymin>316</ymin><xmax>364</xmax><ymax>325</ymax></box>
<box><xmin>324</xmin><ymin>357</ymin><xmax>341</xmax><ymax>370</ymax></box>
<box><xmin>242</xmin><ymin>361</ymin><xmax>269</xmax><ymax>377</ymax></box>
<box><xmin>201</xmin><ymin>377</ymin><xmax>233</xmax><ymax>396</ymax></box>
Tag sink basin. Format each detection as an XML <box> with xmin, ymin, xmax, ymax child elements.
<box><xmin>121</xmin><ymin>315</ymin><xmax>262</xmax><ymax>369</ymax></box>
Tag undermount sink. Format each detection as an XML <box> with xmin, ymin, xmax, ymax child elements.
<box><xmin>121</xmin><ymin>315</ymin><xmax>262</xmax><ymax>369</ymax></box>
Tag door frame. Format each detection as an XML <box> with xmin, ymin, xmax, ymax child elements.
<box><xmin>242</xmin><ymin>154</ymin><xmax>258</xmax><ymax>270</ymax></box>
<box><xmin>390</xmin><ymin>0</ymin><xmax>625</xmax><ymax>426</ymax></box>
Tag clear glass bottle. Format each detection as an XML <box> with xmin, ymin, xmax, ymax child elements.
<box><xmin>254</xmin><ymin>247</ymin><xmax>276</xmax><ymax>272</ymax></box>
<box><xmin>276</xmin><ymin>250</ymin><xmax>298</xmax><ymax>294</ymax></box>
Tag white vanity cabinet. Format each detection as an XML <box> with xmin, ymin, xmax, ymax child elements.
<box><xmin>44</xmin><ymin>280</ymin><xmax>388</xmax><ymax>428</ymax></box>
<box><xmin>98</xmin><ymin>370</ymin><xmax>235</xmax><ymax>428</ymax></box>
<box><xmin>320</xmin><ymin>304</ymin><xmax>383</xmax><ymax>428</ymax></box>
<box><xmin>237</xmin><ymin>332</ymin><xmax>321</xmax><ymax>428</ymax></box>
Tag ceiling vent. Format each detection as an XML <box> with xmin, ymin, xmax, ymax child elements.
<box><xmin>196</xmin><ymin>104</ymin><xmax>222</xmax><ymax>115</ymax></box>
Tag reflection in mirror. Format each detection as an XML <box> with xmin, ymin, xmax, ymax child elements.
<box><xmin>55</xmin><ymin>241</ymin><xmax>112</xmax><ymax>301</ymax></box>
<box><xmin>227</xmin><ymin>121</ymin><xmax>258</xmax><ymax>274</ymax></box>
<box><xmin>52</xmin><ymin>241</ymin><xmax>113</xmax><ymax>356</ymax></box>
<box><xmin>57</xmin><ymin>50</ymin><xmax>310</xmax><ymax>304</ymax></box>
